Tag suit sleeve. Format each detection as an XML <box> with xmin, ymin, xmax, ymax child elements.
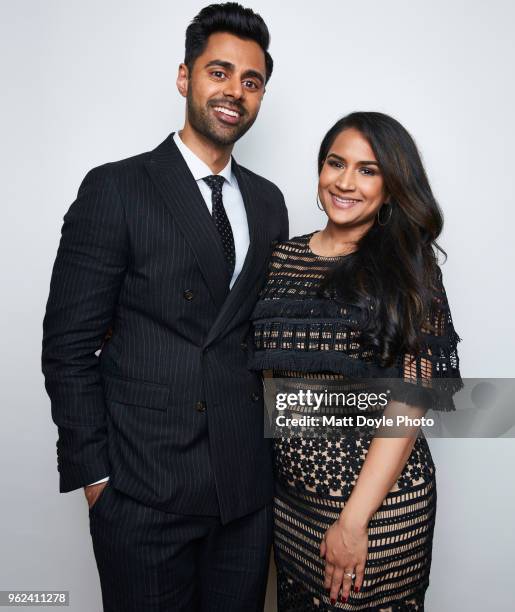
<box><xmin>42</xmin><ymin>167</ymin><xmax>128</xmax><ymax>492</ymax></box>
<box><xmin>278</xmin><ymin>191</ymin><xmax>289</xmax><ymax>242</ymax></box>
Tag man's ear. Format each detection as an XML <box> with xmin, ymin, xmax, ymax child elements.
<box><xmin>176</xmin><ymin>63</ymin><xmax>189</xmax><ymax>98</ymax></box>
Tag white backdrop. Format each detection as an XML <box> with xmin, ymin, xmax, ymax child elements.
<box><xmin>1</xmin><ymin>1</ymin><xmax>514</xmax><ymax>610</ymax></box>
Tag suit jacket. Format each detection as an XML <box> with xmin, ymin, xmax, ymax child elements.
<box><xmin>42</xmin><ymin>133</ymin><xmax>289</xmax><ymax>523</ymax></box>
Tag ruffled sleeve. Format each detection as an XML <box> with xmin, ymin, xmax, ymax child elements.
<box><xmin>389</xmin><ymin>269</ymin><xmax>463</xmax><ymax>412</ymax></box>
<box><xmin>248</xmin><ymin>297</ymin><xmax>394</xmax><ymax>378</ymax></box>
<box><xmin>248</xmin><ymin>236</ymin><xmax>463</xmax><ymax>413</ymax></box>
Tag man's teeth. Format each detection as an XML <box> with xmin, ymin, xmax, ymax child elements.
<box><xmin>214</xmin><ymin>106</ymin><xmax>239</xmax><ymax>118</ymax></box>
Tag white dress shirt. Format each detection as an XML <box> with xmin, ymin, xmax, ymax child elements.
<box><xmin>172</xmin><ymin>131</ymin><xmax>249</xmax><ymax>288</ymax></box>
<box><xmin>87</xmin><ymin>131</ymin><xmax>250</xmax><ymax>487</ymax></box>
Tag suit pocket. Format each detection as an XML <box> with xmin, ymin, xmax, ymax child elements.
<box><xmin>103</xmin><ymin>374</ymin><xmax>170</xmax><ymax>411</ymax></box>
<box><xmin>88</xmin><ymin>482</ymin><xmax>111</xmax><ymax>517</ymax></box>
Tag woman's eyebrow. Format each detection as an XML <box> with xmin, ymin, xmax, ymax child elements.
<box><xmin>327</xmin><ymin>153</ymin><xmax>379</xmax><ymax>165</ymax></box>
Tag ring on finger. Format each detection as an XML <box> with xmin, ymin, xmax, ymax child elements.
<box><xmin>344</xmin><ymin>572</ymin><xmax>356</xmax><ymax>579</ymax></box>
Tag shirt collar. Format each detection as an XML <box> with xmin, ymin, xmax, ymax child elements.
<box><xmin>173</xmin><ymin>131</ymin><xmax>234</xmax><ymax>186</ymax></box>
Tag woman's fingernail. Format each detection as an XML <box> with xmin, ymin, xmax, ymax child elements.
<box><xmin>354</xmin><ymin>585</ymin><xmax>360</xmax><ymax>592</ymax></box>
<box><xmin>340</xmin><ymin>594</ymin><xmax>348</xmax><ymax>603</ymax></box>
<box><xmin>330</xmin><ymin>598</ymin><xmax>336</xmax><ymax>605</ymax></box>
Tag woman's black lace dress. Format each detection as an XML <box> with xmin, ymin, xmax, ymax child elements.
<box><xmin>249</xmin><ymin>234</ymin><xmax>462</xmax><ymax>611</ymax></box>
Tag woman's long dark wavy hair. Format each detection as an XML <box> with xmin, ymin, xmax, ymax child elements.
<box><xmin>317</xmin><ymin>112</ymin><xmax>445</xmax><ymax>366</ymax></box>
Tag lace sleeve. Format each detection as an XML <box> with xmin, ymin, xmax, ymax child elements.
<box><xmin>390</xmin><ymin>269</ymin><xmax>463</xmax><ymax>412</ymax></box>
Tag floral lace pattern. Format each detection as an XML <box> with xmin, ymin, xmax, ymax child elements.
<box><xmin>274</xmin><ymin>433</ymin><xmax>435</xmax><ymax>498</ymax></box>
<box><xmin>248</xmin><ymin>235</ymin><xmax>456</xmax><ymax>611</ymax></box>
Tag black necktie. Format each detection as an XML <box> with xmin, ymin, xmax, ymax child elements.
<box><xmin>203</xmin><ymin>175</ymin><xmax>236</xmax><ymax>279</ymax></box>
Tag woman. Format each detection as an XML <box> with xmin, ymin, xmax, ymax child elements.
<box><xmin>249</xmin><ymin>112</ymin><xmax>462</xmax><ymax>610</ymax></box>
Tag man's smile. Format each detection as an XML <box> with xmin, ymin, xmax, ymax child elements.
<box><xmin>211</xmin><ymin>104</ymin><xmax>243</xmax><ymax>125</ymax></box>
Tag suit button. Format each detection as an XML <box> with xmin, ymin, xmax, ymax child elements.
<box><xmin>251</xmin><ymin>392</ymin><xmax>260</xmax><ymax>402</ymax></box>
<box><xmin>240</xmin><ymin>341</ymin><xmax>248</xmax><ymax>351</ymax></box>
<box><xmin>183</xmin><ymin>289</ymin><xmax>194</xmax><ymax>300</ymax></box>
<box><xmin>195</xmin><ymin>401</ymin><xmax>207</xmax><ymax>412</ymax></box>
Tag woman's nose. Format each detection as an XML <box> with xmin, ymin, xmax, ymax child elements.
<box><xmin>335</xmin><ymin>169</ymin><xmax>355</xmax><ymax>191</ymax></box>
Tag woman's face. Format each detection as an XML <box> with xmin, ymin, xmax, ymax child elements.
<box><xmin>318</xmin><ymin>128</ymin><xmax>387</xmax><ymax>231</ymax></box>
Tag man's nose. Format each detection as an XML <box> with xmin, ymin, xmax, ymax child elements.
<box><xmin>223</xmin><ymin>75</ymin><xmax>243</xmax><ymax>100</ymax></box>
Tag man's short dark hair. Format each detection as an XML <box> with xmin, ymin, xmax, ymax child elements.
<box><xmin>185</xmin><ymin>2</ymin><xmax>273</xmax><ymax>82</ymax></box>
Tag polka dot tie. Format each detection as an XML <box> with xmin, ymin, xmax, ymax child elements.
<box><xmin>203</xmin><ymin>175</ymin><xmax>235</xmax><ymax>279</ymax></box>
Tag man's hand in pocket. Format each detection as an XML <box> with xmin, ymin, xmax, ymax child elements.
<box><xmin>84</xmin><ymin>481</ymin><xmax>108</xmax><ymax>509</ymax></box>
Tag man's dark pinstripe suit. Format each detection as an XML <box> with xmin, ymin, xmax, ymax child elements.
<box><xmin>42</xmin><ymin>133</ymin><xmax>289</xmax><ymax>610</ymax></box>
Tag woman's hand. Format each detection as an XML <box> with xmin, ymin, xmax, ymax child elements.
<box><xmin>320</xmin><ymin>512</ymin><xmax>368</xmax><ymax>604</ymax></box>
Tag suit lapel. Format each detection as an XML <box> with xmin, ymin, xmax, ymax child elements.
<box><xmin>144</xmin><ymin>134</ymin><xmax>230</xmax><ymax>309</ymax></box>
<box><xmin>203</xmin><ymin>159</ymin><xmax>269</xmax><ymax>346</ymax></box>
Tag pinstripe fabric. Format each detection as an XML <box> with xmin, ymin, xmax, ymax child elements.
<box><xmin>42</xmin><ymin>133</ymin><xmax>289</xmax><ymax>524</ymax></box>
<box><xmin>89</xmin><ymin>483</ymin><xmax>272</xmax><ymax>611</ymax></box>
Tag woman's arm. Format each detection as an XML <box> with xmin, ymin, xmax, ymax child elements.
<box><xmin>322</xmin><ymin>270</ymin><xmax>462</xmax><ymax>604</ymax></box>
<box><xmin>321</xmin><ymin>401</ymin><xmax>426</xmax><ymax>604</ymax></box>
<box><xmin>343</xmin><ymin>401</ymin><xmax>427</xmax><ymax>527</ymax></box>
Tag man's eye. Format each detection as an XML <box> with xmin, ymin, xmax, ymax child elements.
<box><xmin>243</xmin><ymin>80</ymin><xmax>258</xmax><ymax>89</ymax></box>
<box><xmin>211</xmin><ymin>71</ymin><xmax>226</xmax><ymax>79</ymax></box>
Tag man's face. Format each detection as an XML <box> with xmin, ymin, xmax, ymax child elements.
<box><xmin>177</xmin><ymin>32</ymin><xmax>267</xmax><ymax>146</ymax></box>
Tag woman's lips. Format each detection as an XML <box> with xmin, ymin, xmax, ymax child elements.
<box><xmin>330</xmin><ymin>194</ymin><xmax>362</xmax><ymax>210</ymax></box>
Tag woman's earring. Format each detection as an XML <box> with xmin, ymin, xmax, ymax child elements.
<box><xmin>377</xmin><ymin>202</ymin><xmax>392</xmax><ymax>226</ymax></box>
<box><xmin>316</xmin><ymin>193</ymin><xmax>324</xmax><ymax>211</ymax></box>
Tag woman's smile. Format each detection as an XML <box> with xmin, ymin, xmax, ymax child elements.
<box><xmin>330</xmin><ymin>194</ymin><xmax>362</xmax><ymax>210</ymax></box>
<box><xmin>318</xmin><ymin>128</ymin><xmax>386</xmax><ymax>238</ymax></box>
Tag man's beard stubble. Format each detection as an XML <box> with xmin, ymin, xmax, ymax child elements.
<box><xmin>186</xmin><ymin>89</ymin><xmax>257</xmax><ymax>146</ymax></box>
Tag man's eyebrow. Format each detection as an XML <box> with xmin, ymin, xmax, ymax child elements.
<box><xmin>241</xmin><ymin>69</ymin><xmax>264</xmax><ymax>85</ymax></box>
<box><xmin>204</xmin><ymin>60</ymin><xmax>265</xmax><ymax>85</ymax></box>
<box><xmin>204</xmin><ymin>59</ymin><xmax>235</xmax><ymax>71</ymax></box>
<box><xmin>327</xmin><ymin>153</ymin><xmax>379</xmax><ymax>165</ymax></box>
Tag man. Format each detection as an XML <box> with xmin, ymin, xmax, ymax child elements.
<box><xmin>42</xmin><ymin>4</ymin><xmax>288</xmax><ymax>610</ymax></box>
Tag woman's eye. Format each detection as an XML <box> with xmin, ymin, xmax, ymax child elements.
<box><xmin>360</xmin><ymin>167</ymin><xmax>377</xmax><ymax>176</ymax></box>
<box><xmin>328</xmin><ymin>160</ymin><xmax>344</xmax><ymax>169</ymax></box>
